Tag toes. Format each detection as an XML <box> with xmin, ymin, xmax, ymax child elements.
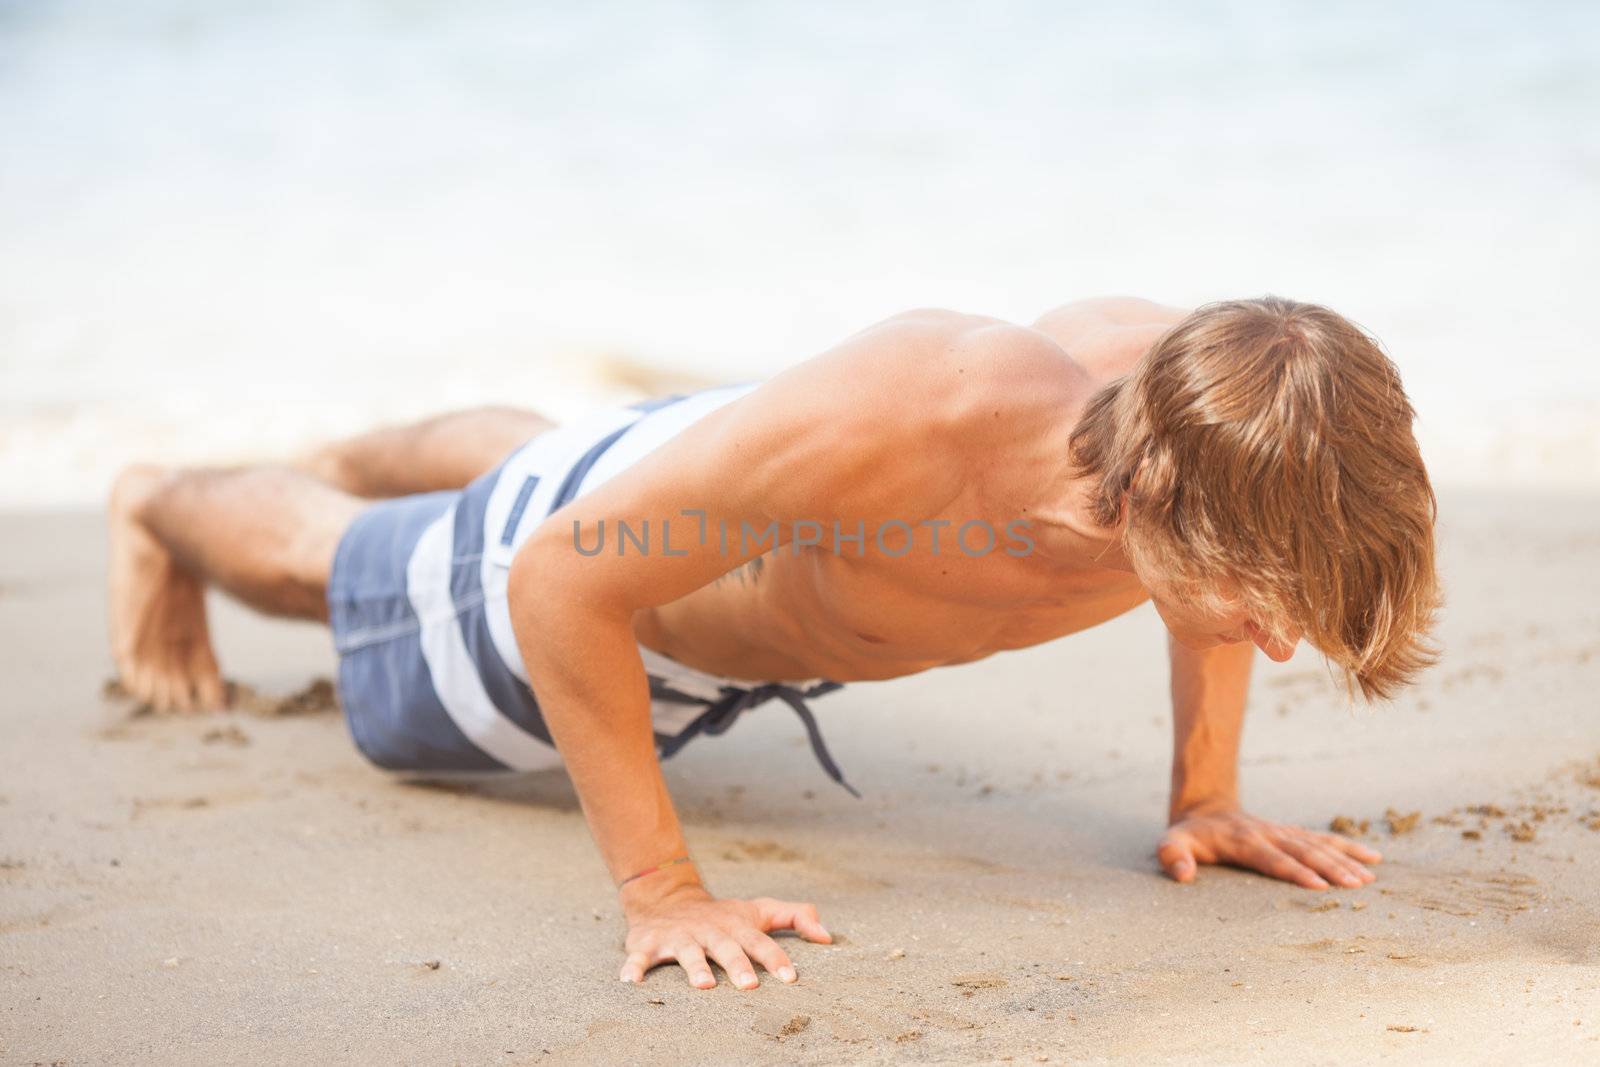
<box><xmin>196</xmin><ymin>672</ymin><xmax>228</xmax><ymax>711</ymax></box>
<box><xmin>151</xmin><ymin>672</ymin><xmax>182</xmax><ymax>714</ymax></box>
<box><xmin>189</xmin><ymin>645</ymin><xmax>227</xmax><ymax>711</ymax></box>
<box><xmin>119</xmin><ymin>657</ymin><xmax>228</xmax><ymax>714</ymax></box>
<box><xmin>174</xmin><ymin>677</ymin><xmax>200</xmax><ymax>714</ymax></box>
<box><xmin>126</xmin><ymin>664</ymin><xmax>157</xmax><ymax>708</ymax></box>
<box><xmin>132</xmin><ymin>665</ymin><xmax>191</xmax><ymax>714</ymax></box>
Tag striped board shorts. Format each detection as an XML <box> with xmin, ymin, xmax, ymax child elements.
<box><xmin>324</xmin><ymin>384</ymin><xmax>858</xmax><ymax>795</ymax></box>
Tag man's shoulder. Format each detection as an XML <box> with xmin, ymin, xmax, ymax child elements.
<box><xmin>1030</xmin><ymin>296</ymin><xmax>1189</xmax><ymax>381</ymax></box>
<box><xmin>791</xmin><ymin>310</ymin><xmax>1089</xmax><ymax>496</ymax></box>
<box><xmin>678</xmin><ymin>309</ymin><xmax>1090</xmax><ymax>520</ymax></box>
<box><xmin>825</xmin><ymin>308</ymin><xmax>1088</xmax><ymax>419</ymax></box>
<box><xmin>1033</xmin><ymin>295</ymin><xmax>1189</xmax><ymax>335</ymax></box>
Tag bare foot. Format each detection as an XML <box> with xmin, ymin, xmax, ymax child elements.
<box><xmin>108</xmin><ymin>465</ymin><xmax>227</xmax><ymax>713</ymax></box>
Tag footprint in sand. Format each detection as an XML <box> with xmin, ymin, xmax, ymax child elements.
<box><xmin>1394</xmin><ymin>870</ymin><xmax>1542</xmax><ymax>919</ymax></box>
<box><xmin>102</xmin><ymin>676</ymin><xmax>338</xmax><ymax>718</ymax></box>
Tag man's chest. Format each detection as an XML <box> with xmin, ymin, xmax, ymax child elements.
<box><xmin>749</xmin><ymin>537</ymin><xmax>1151</xmax><ymax>674</ymax></box>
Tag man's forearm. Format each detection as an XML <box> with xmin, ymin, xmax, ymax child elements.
<box><xmin>510</xmin><ymin>585</ymin><xmax>699</xmax><ymax>902</ymax></box>
<box><xmin>1167</xmin><ymin>636</ymin><xmax>1254</xmax><ymax>820</ymax></box>
<box><xmin>1160</xmin><ymin>637</ymin><xmax>1382</xmax><ymax>890</ymax></box>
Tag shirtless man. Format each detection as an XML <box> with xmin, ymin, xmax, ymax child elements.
<box><xmin>108</xmin><ymin>296</ymin><xmax>1439</xmax><ymax>992</ymax></box>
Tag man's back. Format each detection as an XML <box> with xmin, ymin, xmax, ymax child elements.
<box><xmin>520</xmin><ymin>300</ymin><xmax>1189</xmax><ymax>685</ymax></box>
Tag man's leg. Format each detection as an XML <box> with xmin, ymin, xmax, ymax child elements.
<box><xmin>109</xmin><ymin>405</ymin><xmax>558</xmax><ymax>712</ymax></box>
<box><xmin>108</xmin><ymin>463</ymin><xmax>365</xmax><ymax>713</ymax></box>
<box><xmin>295</xmin><ymin>406</ymin><xmax>554</xmax><ymax>498</ymax></box>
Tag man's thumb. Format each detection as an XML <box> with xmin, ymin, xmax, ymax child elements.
<box><xmin>1157</xmin><ymin>834</ymin><xmax>1197</xmax><ymax>883</ymax></box>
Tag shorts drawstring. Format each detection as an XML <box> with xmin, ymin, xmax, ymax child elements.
<box><xmin>654</xmin><ymin>681</ymin><xmax>859</xmax><ymax>797</ymax></box>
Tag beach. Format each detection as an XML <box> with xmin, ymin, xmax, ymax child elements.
<box><xmin>3</xmin><ymin>487</ymin><xmax>1597</xmax><ymax>1064</ymax></box>
<box><xmin>4</xmin><ymin>3</ymin><xmax>1600</xmax><ymax>1062</ymax></box>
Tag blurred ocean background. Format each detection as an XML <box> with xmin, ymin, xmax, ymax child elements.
<box><xmin>2</xmin><ymin>0</ymin><xmax>1597</xmax><ymax>505</ymax></box>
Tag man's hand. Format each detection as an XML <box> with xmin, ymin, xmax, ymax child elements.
<box><xmin>620</xmin><ymin>883</ymin><xmax>832</xmax><ymax>990</ymax></box>
<box><xmin>1158</xmin><ymin>808</ymin><xmax>1382</xmax><ymax>890</ymax></box>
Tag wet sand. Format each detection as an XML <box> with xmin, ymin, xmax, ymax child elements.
<box><xmin>2</xmin><ymin>490</ymin><xmax>1598</xmax><ymax>1064</ymax></box>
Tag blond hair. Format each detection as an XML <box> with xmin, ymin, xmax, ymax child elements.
<box><xmin>1070</xmin><ymin>297</ymin><xmax>1440</xmax><ymax>699</ymax></box>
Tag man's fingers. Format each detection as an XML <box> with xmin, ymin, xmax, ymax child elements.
<box><xmin>625</xmin><ymin>898</ymin><xmax>829</xmax><ymax>991</ymax></box>
<box><xmin>1316</xmin><ymin>842</ymin><xmax>1375</xmax><ymax>885</ymax></box>
<box><xmin>1319</xmin><ymin>832</ymin><xmax>1383</xmax><ymax>865</ymax></box>
<box><xmin>619</xmin><ymin>950</ymin><xmax>653</xmax><ymax>984</ymax></box>
<box><xmin>736</xmin><ymin>928</ymin><xmax>797</xmax><ymax>984</ymax></box>
<box><xmin>672</xmin><ymin>943</ymin><xmax>716</xmax><ymax>989</ymax></box>
<box><xmin>1166</xmin><ymin>814</ymin><xmax>1381</xmax><ymax>891</ymax></box>
<box><xmin>1279</xmin><ymin>836</ymin><xmax>1369</xmax><ymax>888</ymax></box>
<box><xmin>1242</xmin><ymin>837</ymin><xmax>1329</xmax><ymax>889</ymax></box>
<box><xmin>1157</xmin><ymin>833</ymin><xmax>1198</xmax><ymax>883</ymax></box>
<box><xmin>1288</xmin><ymin>832</ymin><xmax>1375</xmax><ymax>885</ymax></box>
<box><xmin>753</xmin><ymin>898</ymin><xmax>832</xmax><ymax>944</ymax></box>
<box><xmin>704</xmin><ymin>935</ymin><xmax>759</xmax><ymax>990</ymax></box>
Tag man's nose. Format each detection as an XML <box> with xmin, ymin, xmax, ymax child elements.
<box><xmin>1256</xmin><ymin>635</ymin><xmax>1289</xmax><ymax>661</ymax></box>
<box><xmin>1253</xmin><ymin>627</ymin><xmax>1301</xmax><ymax>662</ymax></box>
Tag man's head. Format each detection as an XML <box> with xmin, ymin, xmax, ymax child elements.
<box><xmin>1070</xmin><ymin>296</ymin><xmax>1439</xmax><ymax>699</ymax></box>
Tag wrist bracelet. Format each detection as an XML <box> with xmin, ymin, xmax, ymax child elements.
<box><xmin>618</xmin><ymin>855</ymin><xmax>693</xmax><ymax>889</ymax></box>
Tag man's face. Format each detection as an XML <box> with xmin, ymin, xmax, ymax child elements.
<box><xmin>1142</xmin><ymin>571</ymin><xmax>1302</xmax><ymax>662</ymax></box>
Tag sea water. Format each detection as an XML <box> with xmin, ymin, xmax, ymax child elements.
<box><xmin>2</xmin><ymin>0</ymin><xmax>1597</xmax><ymax>504</ymax></box>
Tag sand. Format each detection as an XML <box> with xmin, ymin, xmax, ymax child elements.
<box><xmin>2</xmin><ymin>490</ymin><xmax>1598</xmax><ymax>1065</ymax></box>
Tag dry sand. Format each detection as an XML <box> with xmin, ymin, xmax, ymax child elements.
<box><xmin>2</xmin><ymin>490</ymin><xmax>1598</xmax><ymax>1065</ymax></box>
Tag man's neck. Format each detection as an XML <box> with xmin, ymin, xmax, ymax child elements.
<box><xmin>1025</xmin><ymin>476</ymin><xmax>1135</xmax><ymax>575</ymax></box>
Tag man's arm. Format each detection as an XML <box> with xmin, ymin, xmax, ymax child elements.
<box><xmin>506</xmin><ymin>313</ymin><xmax>992</xmax><ymax>988</ymax></box>
<box><xmin>1166</xmin><ymin>636</ymin><xmax>1251</xmax><ymax>821</ymax></box>
<box><xmin>1156</xmin><ymin>637</ymin><xmax>1382</xmax><ymax>889</ymax></box>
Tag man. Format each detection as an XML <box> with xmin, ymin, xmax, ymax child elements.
<box><xmin>108</xmin><ymin>296</ymin><xmax>1439</xmax><ymax>992</ymax></box>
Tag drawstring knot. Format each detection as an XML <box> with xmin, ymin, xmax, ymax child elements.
<box><xmin>654</xmin><ymin>680</ymin><xmax>858</xmax><ymax>797</ymax></box>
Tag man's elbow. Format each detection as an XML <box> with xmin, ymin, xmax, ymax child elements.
<box><xmin>507</xmin><ymin>530</ymin><xmax>628</xmax><ymax>634</ymax></box>
<box><xmin>509</xmin><ymin>533</ymin><xmax>584</xmax><ymax>625</ymax></box>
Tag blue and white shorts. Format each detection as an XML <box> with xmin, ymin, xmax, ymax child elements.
<box><xmin>324</xmin><ymin>385</ymin><xmax>856</xmax><ymax>794</ymax></box>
